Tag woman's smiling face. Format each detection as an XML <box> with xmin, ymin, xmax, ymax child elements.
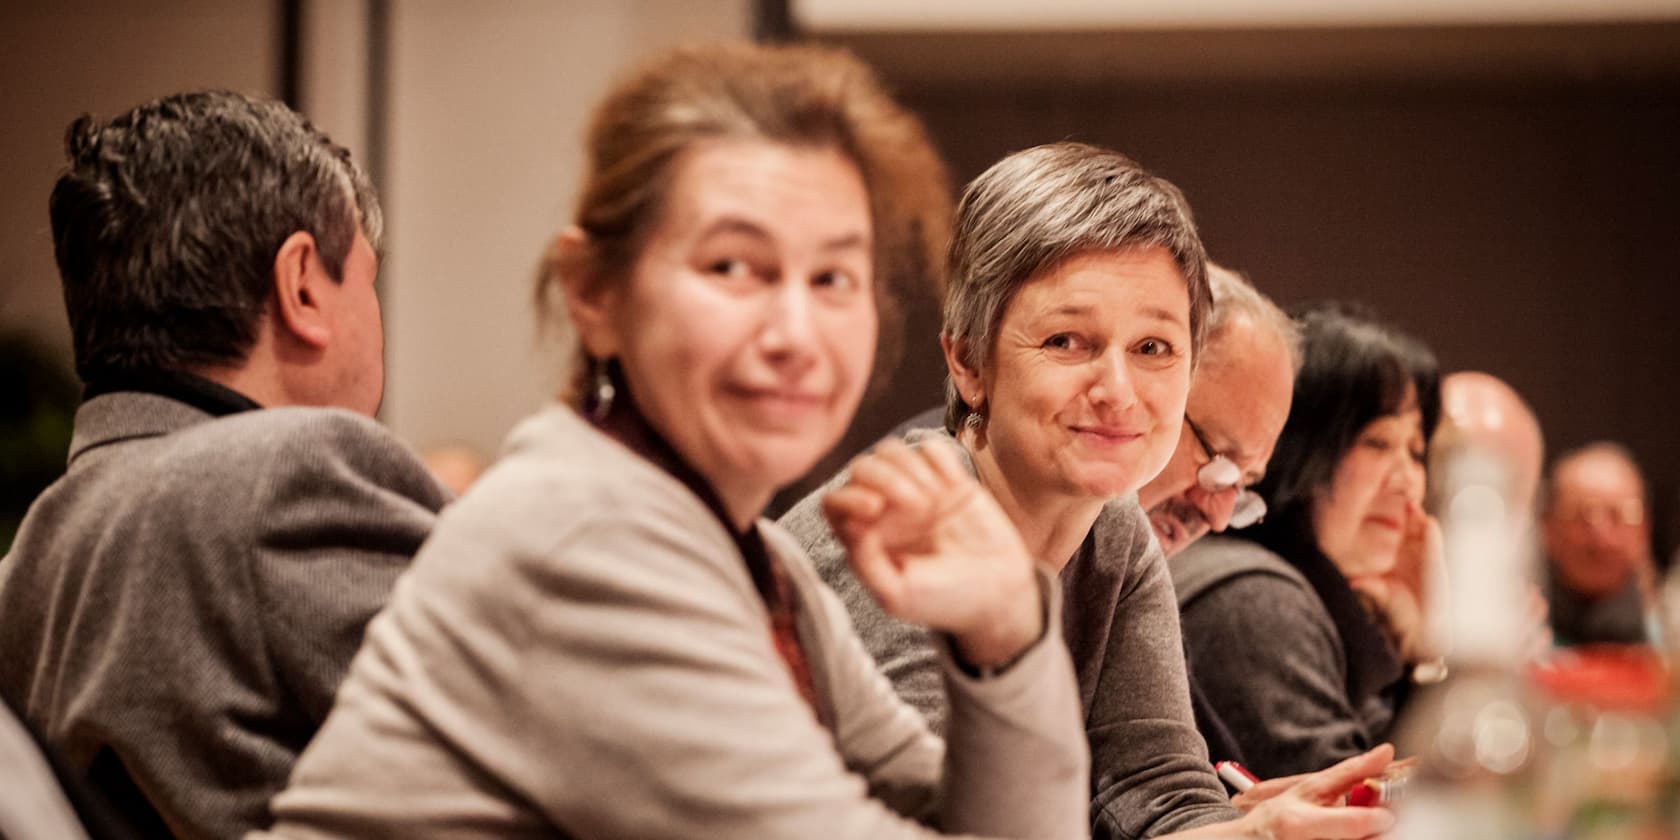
<box><xmin>958</xmin><ymin>247</ymin><xmax>1193</xmax><ymax>502</ymax></box>
<box><xmin>578</xmin><ymin>139</ymin><xmax>877</xmax><ymax>526</ymax></box>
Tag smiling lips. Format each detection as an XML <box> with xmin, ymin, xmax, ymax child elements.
<box><xmin>1071</xmin><ymin>424</ymin><xmax>1143</xmax><ymax>447</ymax></box>
<box><xmin>727</xmin><ymin>385</ymin><xmax>829</xmax><ymax>425</ymax></box>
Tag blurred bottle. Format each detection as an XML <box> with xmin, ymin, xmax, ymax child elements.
<box><xmin>1515</xmin><ymin>541</ymin><xmax>1673</xmax><ymax>838</ymax></box>
<box><xmin>1394</xmin><ymin>443</ymin><xmax>1679</xmax><ymax>838</ymax></box>
<box><xmin>1390</xmin><ymin>447</ymin><xmax>1540</xmax><ymax>839</ymax></box>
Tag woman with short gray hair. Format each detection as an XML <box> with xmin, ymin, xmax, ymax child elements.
<box><xmin>784</xmin><ymin>142</ymin><xmax>1395</xmax><ymax>840</ymax></box>
<box><xmin>940</xmin><ymin>142</ymin><xmax>1210</xmax><ymax>434</ymax></box>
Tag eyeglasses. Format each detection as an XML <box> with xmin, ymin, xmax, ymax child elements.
<box><xmin>1185</xmin><ymin>416</ymin><xmax>1267</xmax><ymax>529</ymax></box>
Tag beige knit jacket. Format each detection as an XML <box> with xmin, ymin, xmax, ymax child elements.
<box><xmin>260</xmin><ymin>404</ymin><xmax>1089</xmax><ymax>839</ymax></box>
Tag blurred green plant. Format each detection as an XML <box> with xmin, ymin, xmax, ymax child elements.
<box><xmin>1</xmin><ymin>333</ymin><xmax>78</xmax><ymax>554</ymax></box>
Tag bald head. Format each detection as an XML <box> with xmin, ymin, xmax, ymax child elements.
<box><xmin>1429</xmin><ymin>371</ymin><xmax>1545</xmax><ymax>517</ymax></box>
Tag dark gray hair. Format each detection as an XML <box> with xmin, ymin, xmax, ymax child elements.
<box><xmin>1207</xmin><ymin>262</ymin><xmax>1300</xmax><ymax>369</ymax></box>
<box><xmin>942</xmin><ymin>142</ymin><xmax>1209</xmax><ymax>432</ymax></box>
<box><xmin>50</xmin><ymin>90</ymin><xmax>379</xmax><ymax>381</ymax></box>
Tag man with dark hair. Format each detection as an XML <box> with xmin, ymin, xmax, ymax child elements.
<box><xmin>0</xmin><ymin>91</ymin><xmax>449</xmax><ymax>840</ymax></box>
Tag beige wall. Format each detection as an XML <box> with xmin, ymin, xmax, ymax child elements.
<box><xmin>377</xmin><ymin>0</ymin><xmax>751</xmax><ymax>459</ymax></box>
<box><xmin>2</xmin><ymin>0</ymin><xmax>750</xmax><ymax>462</ymax></box>
<box><xmin>796</xmin><ymin>0</ymin><xmax>1680</xmax><ymax>28</ymax></box>
<box><xmin>0</xmin><ymin>0</ymin><xmax>278</xmax><ymax>365</ymax></box>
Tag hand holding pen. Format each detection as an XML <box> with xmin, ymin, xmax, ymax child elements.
<box><xmin>1175</xmin><ymin>746</ymin><xmax>1397</xmax><ymax>840</ymax></box>
<box><xmin>1222</xmin><ymin>754</ymin><xmax>1416</xmax><ymax>810</ymax></box>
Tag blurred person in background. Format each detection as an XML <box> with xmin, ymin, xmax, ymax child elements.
<box><xmin>0</xmin><ymin>91</ymin><xmax>450</xmax><ymax>839</ymax></box>
<box><xmin>1541</xmin><ymin>442</ymin><xmax>1657</xmax><ymax>647</ymax></box>
<box><xmin>1357</xmin><ymin>370</ymin><xmax>1551</xmax><ymax>674</ymax></box>
<box><xmin>1173</xmin><ymin>302</ymin><xmax>1440</xmax><ymax>779</ymax></box>
<box><xmin>262</xmin><ymin>43</ymin><xmax>1096</xmax><ymax>839</ymax></box>
<box><xmin>1428</xmin><ymin>371</ymin><xmax>1546</xmax><ymax>518</ymax></box>
<box><xmin>1385</xmin><ymin>370</ymin><xmax>1552</xmax><ymax>669</ymax></box>
<box><xmin>785</xmin><ymin>143</ymin><xmax>1394</xmax><ymax>840</ymax></box>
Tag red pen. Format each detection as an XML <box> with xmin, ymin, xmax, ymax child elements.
<box><xmin>1215</xmin><ymin>760</ymin><xmax>1259</xmax><ymax>793</ymax></box>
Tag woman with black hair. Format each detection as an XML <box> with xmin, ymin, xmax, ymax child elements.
<box><xmin>1170</xmin><ymin>302</ymin><xmax>1441</xmax><ymax>779</ymax></box>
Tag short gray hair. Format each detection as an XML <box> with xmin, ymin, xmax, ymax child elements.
<box><xmin>941</xmin><ymin>142</ymin><xmax>1209</xmax><ymax>433</ymax></box>
<box><xmin>1206</xmin><ymin>262</ymin><xmax>1300</xmax><ymax>369</ymax></box>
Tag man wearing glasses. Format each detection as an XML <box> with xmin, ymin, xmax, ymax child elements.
<box><xmin>1541</xmin><ymin>442</ymin><xmax>1658</xmax><ymax>646</ymax></box>
<box><xmin>1138</xmin><ymin>265</ymin><xmax>1296</xmax><ymax>558</ymax></box>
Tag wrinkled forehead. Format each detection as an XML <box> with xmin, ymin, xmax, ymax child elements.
<box><xmin>662</xmin><ymin>139</ymin><xmax>872</xmax><ymax>246</ymax></box>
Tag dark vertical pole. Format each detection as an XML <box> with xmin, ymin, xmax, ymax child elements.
<box><xmin>279</xmin><ymin>0</ymin><xmax>303</xmax><ymax>107</ymax></box>
<box><xmin>365</xmin><ymin>0</ymin><xmax>392</xmax><ymax>201</ymax></box>
<box><xmin>754</xmin><ymin>0</ymin><xmax>795</xmax><ymax>43</ymax></box>
<box><xmin>365</xmin><ymin>0</ymin><xmax>394</xmax><ymax>420</ymax></box>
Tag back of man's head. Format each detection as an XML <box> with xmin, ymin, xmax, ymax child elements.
<box><xmin>50</xmin><ymin>90</ymin><xmax>381</xmax><ymax>383</ymax></box>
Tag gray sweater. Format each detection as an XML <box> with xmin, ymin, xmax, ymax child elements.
<box><xmin>779</xmin><ymin>428</ymin><xmax>1238</xmax><ymax>840</ymax></box>
<box><xmin>1172</xmin><ymin>534</ymin><xmax>1402</xmax><ymax>779</ymax></box>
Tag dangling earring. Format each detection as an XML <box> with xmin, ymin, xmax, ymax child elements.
<box><xmin>590</xmin><ymin>356</ymin><xmax>616</xmax><ymax>422</ymax></box>
<box><xmin>963</xmin><ymin>397</ymin><xmax>985</xmax><ymax>432</ymax></box>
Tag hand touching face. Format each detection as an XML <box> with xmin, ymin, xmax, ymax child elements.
<box><xmin>1349</xmin><ymin>503</ymin><xmax>1444</xmax><ymax>664</ymax></box>
<box><xmin>1313</xmin><ymin>402</ymin><xmax>1427</xmax><ymax>580</ymax></box>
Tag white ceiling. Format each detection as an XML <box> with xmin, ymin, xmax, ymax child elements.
<box><xmin>794</xmin><ymin>0</ymin><xmax>1680</xmax><ymax>30</ymax></box>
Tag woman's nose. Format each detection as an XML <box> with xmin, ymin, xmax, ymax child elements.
<box><xmin>1088</xmin><ymin>349</ymin><xmax>1138</xmax><ymax>409</ymax></box>
<box><xmin>1386</xmin><ymin>452</ymin><xmax>1425</xmax><ymax>498</ymax></box>
<box><xmin>757</xmin><ymin>282</ymin><xmax>819</xmax><ymax>367</ymax></box>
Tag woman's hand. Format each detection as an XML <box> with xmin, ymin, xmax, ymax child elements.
<box><xmin>1218</xmin><ymin>745</ymin><xmax>1398</xmax><ymax>840</ymax></box>
<box><xmin>1351</xmin><ymin>501</ymin><xmax>1446</xmax><ymax>665</ymax></box>
<box><xmin>1519</xmin><ymin>582</ymin><xmax>1554</xmax><ymax>662</ymax></box>
<box><xmin>822</xmin><ymin>438</ymin><xmax>1043</xmax><ymax>669</ymax></box>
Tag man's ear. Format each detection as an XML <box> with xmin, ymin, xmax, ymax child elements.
<box><xmin>272</xmin><ymin>231</ymin><xmax>332</xmax><ymax>349</ymax></box>
<box><xmin>549</xmin><ymin>225</ymin><xmax>620</xmax><ymax>359</ymax></box>
<box><xmin>940</xmin><ymin>332</ymin><xmax>985</xmax><ymax>411</ymax></box>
